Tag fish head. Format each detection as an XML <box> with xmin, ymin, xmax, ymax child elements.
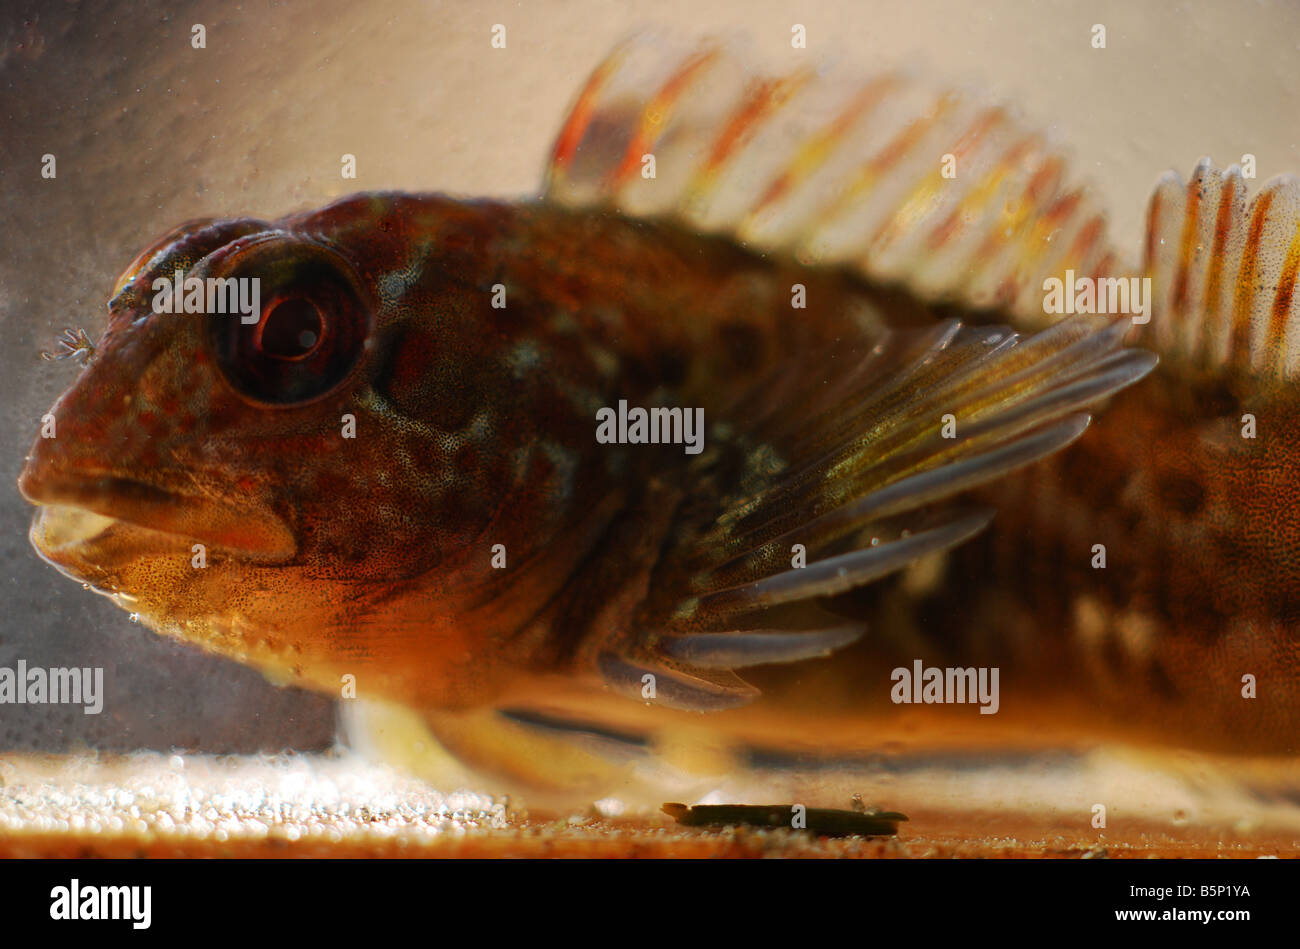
<box><xmin>18</xmin><ymin>194</ymin><xmax>526</xmax><ymax>701</ymax></box>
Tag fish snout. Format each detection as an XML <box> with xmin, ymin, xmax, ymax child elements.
<box><xmin>19</xmin><ymin>413</ymin><xmax>297</xmax><ymax>565</ymax></box>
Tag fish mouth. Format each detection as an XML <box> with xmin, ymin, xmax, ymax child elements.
<box><xmin>21</xmin><ymin>473</ymin><xmax>297</xmax><ymax>569</ymax></box>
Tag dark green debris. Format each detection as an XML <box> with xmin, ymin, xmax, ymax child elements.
<box><xmin>662</xmin><ymin>802</ymin><xmax>908</xmax><ymax>837</ymax></box>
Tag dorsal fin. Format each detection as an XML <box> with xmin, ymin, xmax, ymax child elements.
<box><xmin>1143</xmin><ymin>157</ymin><xmax>1300</xmax><ymax>380</ymax></box>
<box><xmin>544</xmin><ymin>34</ymin><xmax>1118</xmax><ymax>324</ymax></box>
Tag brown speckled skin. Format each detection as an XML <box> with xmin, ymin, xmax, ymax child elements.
<box><xmin>976</xmin><ymin>370</ymin><xmax>1300</xmax><ymax>754</ymax></box>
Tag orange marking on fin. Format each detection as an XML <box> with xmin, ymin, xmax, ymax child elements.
<box><xmin>750</xmin><ymin>75</ymin><xmax>900</xmax><ymax>217</ymax></box>
<box><xmin>1230</xmin><ymin>188</ymin><xmax>1274</xmax><ymax>366</ymax></box>
<box><xmin>1024</xmin><ymin>155</ymin><xmax>1066</xmax><ymax>210</ymax></box>
<box><xmin>925</xmin><ymin>135</ymin><xmax>1036</xmax><ymax>252</ymax></box>
<box><xmin>1201</xmin><ymin>173</ymin><xmax>1237</xmax><ymax>347</ymax></box>
<box><xmin>698</xmin><ymin>72</ymin><xmax>811</xmax><ymax>182</ymax></box>
<box><xmin>1065</xmin><ymin>214</ymin><xmax>1106</xmax><ymax>273</ymax></box>
<box><xmin>1171</xmin><ymin>170</ymin><xmax>1205</xmax><ymax>323</ymax></box>
<box><xmin>1267</xmin><ymin>221</ymin><xmax>1300</xmax><ymax>360</ymax></box>
<box><xmin>839</xmin><ymin>93</ymin><xmax>960</xmax><ymax>206</ymax></box>
<box><xmin>960</xmin><ymin>148</ymin><xmax>1063</xmax><ymax>285</ymax></box>
<box><xmin>868</xmin><ymin>107</ymin><xmax>1008</xmax><ymax>252</ymax></box>
<box><xmin>1094</xmin><ymin>251</ymin><xmax>1118</xmax><ymax>285</ymax></box>
<box><xmin>608</xmin><ymin>48</ymin><xmax>721</xmax><ymax>189</ymax></box>
<box><xmin>1030</xmin><ymin>190</ymin><xmax>1083</xmax><ymax>249</ymax></box>
<box><xmin>549</xmin><ymin>51</ymin><xmax>623</xmax><ymax>178</ymax></box>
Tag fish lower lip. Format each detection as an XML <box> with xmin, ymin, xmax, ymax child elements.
<box><xmin>31</xmin><ymin>505</ymin><xmax>120</xmax><ymax>550</ymax></box>
<box><xmin>25</xmin><ymin>478</ymin><xmax>297</xmax><ymax>563</ymax></box>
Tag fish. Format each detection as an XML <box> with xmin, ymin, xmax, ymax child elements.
<box><xmin>21</xmin><ymin>34</ymin><xmax>1295</xmax><ymax>808</ymax></box>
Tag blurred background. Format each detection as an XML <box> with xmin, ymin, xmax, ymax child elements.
<box><xmin>1</xmin><ymin>0</ymin><xmax>1298</xmax><ymax>754</ymax></box>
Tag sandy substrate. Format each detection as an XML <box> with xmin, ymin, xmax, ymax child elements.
<box><xmin>0</xmin><ymin>752</ymin><xmax>1294</xmax><ymax>858</ymax></box>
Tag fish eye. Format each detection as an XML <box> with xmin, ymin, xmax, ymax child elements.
<box><xmin>256</xmin><ymin>297</ymin><xmax>324</xmax><ymax>360</ymax></box>
<box><xmin>206</xmin><ymin>236</ymin><xmax>370</xmax><ymax>406</ymax></box>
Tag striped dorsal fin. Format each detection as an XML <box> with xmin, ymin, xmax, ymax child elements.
<box><xmin>544</xmin><ymin>34</ymin><xmax>1119</xmax><ymax>324</ymax></box>
<box><xmin>1143</xmin><ymin>157</ymin><xmax>1300</xmax><ymax>380</ymax></box>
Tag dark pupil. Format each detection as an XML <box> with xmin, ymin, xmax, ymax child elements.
<box><xmin>259</xmin><ymin>297</ymin><xmax>323</xmax><ymax>359</ymax></box>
